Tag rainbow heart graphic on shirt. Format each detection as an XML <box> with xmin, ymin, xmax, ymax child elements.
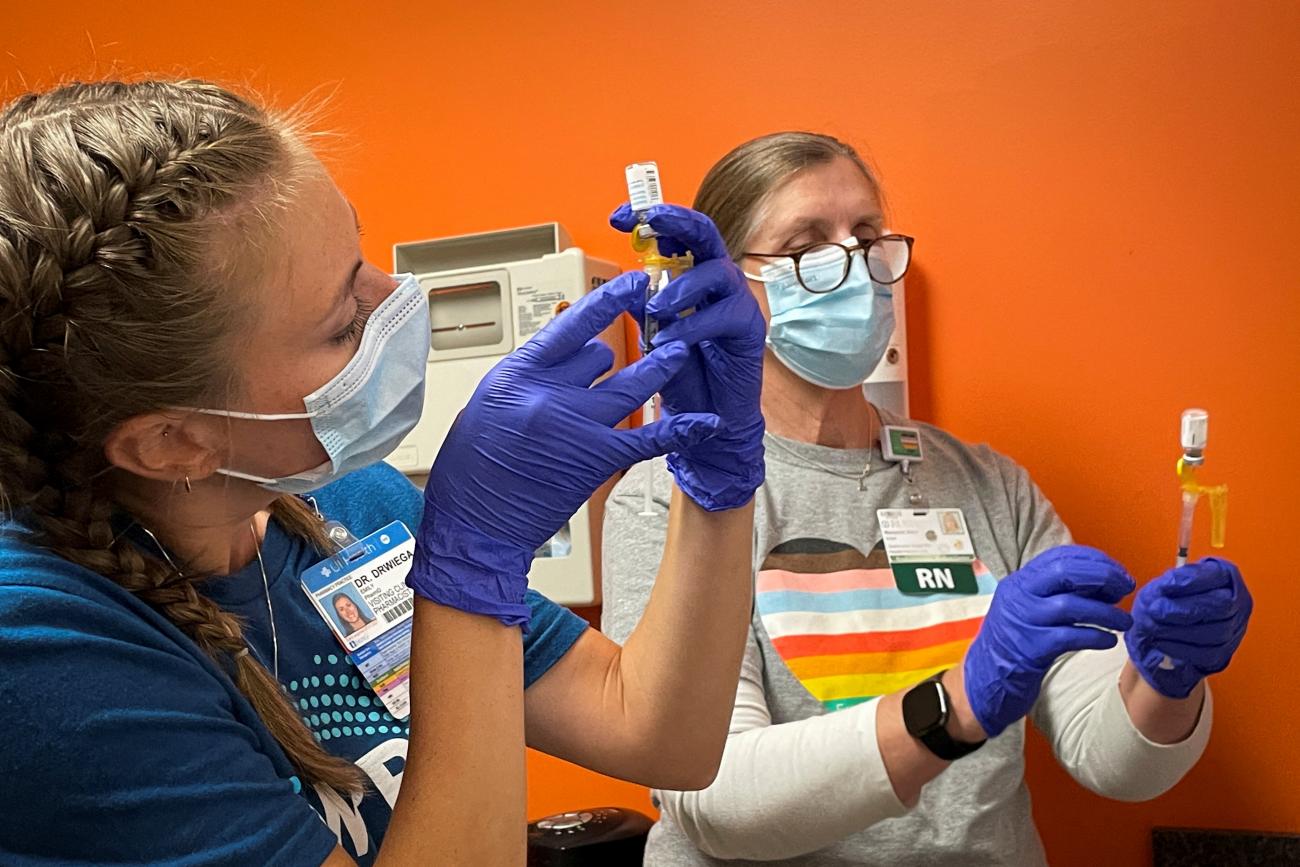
<box><xmin>755</xmin><ymin>538</ymin><xmax>997</xmax><ymax>711</ymax></box>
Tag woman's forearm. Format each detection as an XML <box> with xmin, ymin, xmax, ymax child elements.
<box><xmin>1030</xmin><ymin>645</ymin><xmax>1211</xmax><ymax>801</ymax></box>
<box><xmin>875</xmin><ymin>665</ymin><xmax>988</xmax><ymax>806</ymax></box>
<box><xmin>1118</xmin><ymin>660</ymin><xmax>1205</xmax><ymax>744</ymax></box>
<box><xmin>614</xmin><ymin>488</ymin><xmax>756</xmax><ymax>787</ymax></box>
<box><xmin>379</xmin><ymin>600</ymin><xmax>526</xmax><ymax>866</ymax></box>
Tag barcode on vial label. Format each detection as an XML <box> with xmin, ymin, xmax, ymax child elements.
<box><xmin>644</xmin><ymin>167</ymin><xmax>661</xmax><ymax>202</ymax></box>
<box><xmin>383</xmin><ymin>599</ymin><xmax>413</xmax><ymax>623</ymax></box>
<box><xmin>626</xmin><ymin>162</ymin><xmax>663</xmax><ymax>211</ymax></box>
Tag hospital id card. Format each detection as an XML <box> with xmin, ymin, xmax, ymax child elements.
<box><xmin>300</xmin><ymin>520</ymin><xmax>415</xmax><ymax>720</ymax></box>
<box><xmin>877</xmin><ymin>508</ymin><xmax>979</xmax><ymax>595</ymax></box>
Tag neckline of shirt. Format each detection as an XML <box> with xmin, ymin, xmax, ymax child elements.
<box><xmin>763</xmin><ymin>405</ymin><xmax>905</xmax><ymax>471</ymax></box>
<box><xmin>203</xmin><ymin>518</ymin><xmax>298</xmax><ymax>607</ymax></box>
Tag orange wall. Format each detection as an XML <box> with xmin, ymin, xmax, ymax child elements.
<box><xmin>6</xmin><ymin>2</ymin><xmax>1297</xmax><ymax>863</ymax></box>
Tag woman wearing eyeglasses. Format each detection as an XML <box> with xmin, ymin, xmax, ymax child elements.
<box><xmin>602</xmin><ymin>131</ymin><xmax>1251</xmax><ymax>865</ymax></box>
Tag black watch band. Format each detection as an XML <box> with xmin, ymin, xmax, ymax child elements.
<box><xmin>901</xmin><ymin>672</ymin><xmax>986</xmax><ymax>761</ymax></box>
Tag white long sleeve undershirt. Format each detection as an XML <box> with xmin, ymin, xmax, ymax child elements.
<box><xmin>656</xmin><ymin>633</ymin><xmax>1211</xmax><ymax>861</ymax></box>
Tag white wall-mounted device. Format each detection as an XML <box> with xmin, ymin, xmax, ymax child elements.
<box><xmin>392</xmin><ymin>223</ymin><xmax>622</xmax><ymax>606</ymax></box>
<box><xmin>864</xmin><ymin>280</ymin><xmax>910</xmax><ymax>417</ymax></box>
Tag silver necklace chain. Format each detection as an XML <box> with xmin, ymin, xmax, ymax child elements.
<box><xmin>764</xmin><ymin>414</ymin><xmax>878</xmax><ymax>491</ymax></box>
<box><xmin>137</xmin><ymin>519</ymin><xmax>280</xmax><ymax>677</ymax></box>
<box><xmin>249</xmin><ymin>520</ymin><xmax>280</xmax><ymax>680</ymax></box>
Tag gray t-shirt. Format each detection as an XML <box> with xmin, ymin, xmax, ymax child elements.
<box><xmin>602</xmin><ymin>409</ymin><xmax>1210</xmax><ymax>865</ymax></box>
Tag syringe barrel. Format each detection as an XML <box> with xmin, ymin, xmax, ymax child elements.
<box><xmin>1177</xmin><ymin>489</ymin><xmax>1198</xmax><ymax>550</ymax></box>
<box><xmin>642</xmin><ymin>269</ymin><xmax>670</xmax><ymax>352</ymax></box>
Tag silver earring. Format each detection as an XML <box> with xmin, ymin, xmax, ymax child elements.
<box><xmin>184</xmin><ymin>476</ymin><xmax>192</xmax><ymax>494</ymax></box>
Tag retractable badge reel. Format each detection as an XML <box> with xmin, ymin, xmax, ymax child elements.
<box><xmin>880</xmin><ymin>425</ymin><xmax>927</xmax><ymax>507</ymax></box>
<box><xmin>299</xmin><ymin>498</ymin><xmax>417</xmax><ymax>720</ymax></box>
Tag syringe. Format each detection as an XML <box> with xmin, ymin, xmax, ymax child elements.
<box><xmin>1164</xmin><ymin>408</ymin><xmax>1228</xmax><ymax>669</ymax></box>
<box><xmin>625</xmin><ymin>161</ymin><xmax>694</xmax><ymax>354</ymax></box>
<box><xmin>1174</xmin><ymin>409</ymin><xmax>1228</xmax><ymax>568</ymax></box>
<box><xmin>625</xmin><ymin>162</ymin><xmax>693</xmax><ymax>517</ymax></box>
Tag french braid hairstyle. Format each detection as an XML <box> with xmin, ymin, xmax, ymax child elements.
<box><xmin>0</xmin><ymin>79</ymin><xmax>364</xmax><ymax>794</ymax></box>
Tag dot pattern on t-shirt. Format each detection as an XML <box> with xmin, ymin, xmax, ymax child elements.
<box><xmin>285</xmin><ymin>654</ymin><xmax>409</xmax><ymax>742</ymax></box>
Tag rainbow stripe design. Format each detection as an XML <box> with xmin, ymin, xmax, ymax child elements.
<box><xmin>757</xmin><ymin>560</ymin><xmax>997</xmax><ymax>711</ymax></box>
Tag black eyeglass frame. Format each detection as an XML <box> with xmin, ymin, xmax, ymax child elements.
<box><xmin>744</xmin><ymin>234</ymin><xmax>916</xmax><ymax>293</ymax></box>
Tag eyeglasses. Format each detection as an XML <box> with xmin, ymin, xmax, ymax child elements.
<box><xmin>744</xmin><ymin>234</ymin><xmax>915</xmax><ymax>293</ymax></box>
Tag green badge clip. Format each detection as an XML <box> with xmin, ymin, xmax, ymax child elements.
<box><xmin>882</xmin><ymin>425</ymin><xmax>924</xmax><ymax>462</ymax></box>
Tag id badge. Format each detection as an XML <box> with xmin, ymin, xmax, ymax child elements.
<box><xmin>301</xmin><ymin>521</ymin><xmax>415</xmax><ymax>720</ymax></box>
<box><xmin>877</xmin><ymin>508</ymin><xmax>979</xmax><ymax>595</ymax></box>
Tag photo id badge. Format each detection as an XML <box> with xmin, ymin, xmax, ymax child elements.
<box><xmin>877</xmin><ymin>508</ymin><xmax>979</xmax><ymax>595</ymax></box>
<box><xmin>301</xmin><ymin>520</ymin><xmax>415</xmax><ymax>720</ymax></box>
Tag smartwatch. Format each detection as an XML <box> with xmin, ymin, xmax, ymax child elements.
<box><xmin>901</xmin><ymin>671</ymin><xmax>986</xmax><ymax>761</ymax></box>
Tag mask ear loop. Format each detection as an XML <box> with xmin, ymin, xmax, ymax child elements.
<box><xmin>744</xmin><ymin>257</ymin><xmax>792</xmax><ymax>284</ymax></box>
<box><xmin>183</xmin><ymin>407</ymin><xmax>315</xmax><ymax>421</ymax></box>
<box><xmin>212</xmin><ymin>466</ymin><xmax>281</xmax><ymax>486</ymax></box>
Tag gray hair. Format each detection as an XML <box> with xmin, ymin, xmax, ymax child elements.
<box><xmin>693</xmin><ymin>131</ymin><xmax>882</xmax><ymax>257</ymax></box>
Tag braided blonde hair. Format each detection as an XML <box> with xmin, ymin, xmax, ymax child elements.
<box><xmin>0</xmin><ymin>79</ymin><xmax>364</xmax><ymax>794</ymax></box>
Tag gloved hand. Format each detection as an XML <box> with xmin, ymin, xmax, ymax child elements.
<box><xmin>610</xmin><ymin>203</ymin><xmax>766</xmax><ymax>512</ymax></box>
<box><xmin>964</xmin><ymin>545</ymin><xmax>1136</xmax><ymax>737</ymax></box>
<box><xmin>1124</xmin><ymin>557</ymin><xmax>1252</xmax><ymax>699</ymax></box>
<box><xmin>408</xmin><ymin>272</ymin><xmax>722</xmax><ymax>627</ymax></box>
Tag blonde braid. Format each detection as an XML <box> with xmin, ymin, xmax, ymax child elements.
<box><xmin>0</xmin><ymin>80</ymin><xmax>364</xmax><ymax>795</ymax></box>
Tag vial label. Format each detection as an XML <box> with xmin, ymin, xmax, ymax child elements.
<box><xmin>626</xmin><ymin>161</ymin><xmax>663</xmax><ymax>213</ymax></box>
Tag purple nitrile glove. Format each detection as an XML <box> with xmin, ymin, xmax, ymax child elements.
<box><xmin>1125</xmin><ymin>557</ymin><xmax>1252</xmax><ymax>699</ymax></box>
<box><xmin>964</xmin><ymin>545</ymin><xmax>1136</xmax><ymax>737</ymax></box>
<box><xmin>610</xmin><ymin>203</ymin><xmax>766</xmax><ymax>512</ymax></box>
<box><xmin>408</xmin><ymin>271</ymin><xmax>722</xmax><ymax>627</ymax></box>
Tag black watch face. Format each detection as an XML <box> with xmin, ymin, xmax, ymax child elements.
<box><xmin>902</xmin><ymin>680</ymin><xmax>946</xmax><ymax>737</ymax></box>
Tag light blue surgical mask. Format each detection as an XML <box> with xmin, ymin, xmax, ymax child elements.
<box><xmin>746</xmin><ymin>239</ymin><xmax>895</xmax><ymax>390</ymax></box>
<box><xmin>192</xmin><ymin>272</ymin><xmax>430</xmax><ymax>495</ymax></box>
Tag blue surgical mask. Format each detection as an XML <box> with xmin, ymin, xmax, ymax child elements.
<box><xmin>193</xmin><ymin>272</ymin><xmax>430</xmax><ymax>495</ymax></box>
<box><xmin>746</xmin><ymin>239</ymin><xmax>895</xmax><ymax>390</ymax></box>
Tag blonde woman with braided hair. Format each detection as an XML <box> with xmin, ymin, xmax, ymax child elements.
<box><xmin>0</xmin><ymin>80</ymin><xmax>768</xmax><ymax>865</ymax></box>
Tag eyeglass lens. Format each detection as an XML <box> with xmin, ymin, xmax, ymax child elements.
<box><xmin>796</xmin><ymin>237</ymin><xmax>910</xmax><ymax>292</ymax></box>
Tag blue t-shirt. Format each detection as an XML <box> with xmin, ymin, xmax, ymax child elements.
<box><xmin>0</xmin><ymin>463</ymin><xmax>588</xmax><ymax>866</ymax></box>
